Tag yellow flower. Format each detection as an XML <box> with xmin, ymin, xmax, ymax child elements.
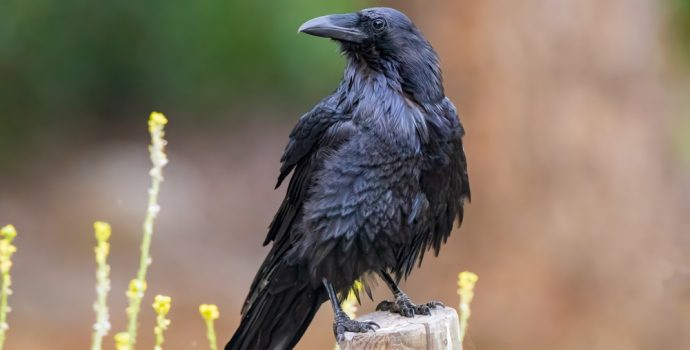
<box><xmin>93</xmin><ymin>222</ymin><xmax>111</xmax><ymax>242</ymax></box>
<box><xmin>457</xmin><ymin>271</ymin><xmax>479</xmax><ymax>344</ymax></box>
<box><xmin>0</xmin><ymin>241</ymin><xmax>15</xmax><ymax>275</ymax></box>
<box><xmin>199</xmin><ymin>304</ymin><xmax>219</xmax><ymax>321</ymax></box>
<box><xmin>0</xmin><ymin>226</ymin><xmax>17</xmax><ymax>275</ymax></box>
<box><xmin>126</xmin><ymin>279</ymin><xmax>147</xmax><ymax>299</ymax></box>
<box><xmin>148</xmin><ymin>112</ymin><xmax>168</xmax><ymax>132</ymax></box>
<box><xmin>347</xmin><ymin>280</ymin><xmax>363</xmax><ymax>300</ymax></box>
<box><xmin>458</xmin><ymin>271</ymin><xmax>478</xmax><ymax>295</ymax></box>
<box><xmin>153</xmin><ymin>295</ymin><xmax>172</xmax><ymax>316</ymax></box>
<box><xmin>152</xmin><ymin>295</ymin><xmax>172</xmax><ymax>350</ymax></box>
<box><xmin>199</xmin><ymin>304</ymin><xmax>220</xmax><ymax>350</ymax></box>
<box><xmin>114</xmin><ymin>332</ymin><xmax>130</xmax><ymax>350</ymax></box>
<box><xmin>0</xmin><ymin>226</ymin><xmax>16</xmax><ymax>242</ymax></box>
<box><xmin>341</xmin><ymin>280</ymin><xmax>363</xmax><ymax>320</ymax></box>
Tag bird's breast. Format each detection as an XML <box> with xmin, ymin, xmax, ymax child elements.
<box><xmin>349</xmin><ymin>96</ymin><xmax>427</xmax><ymax>154</ymax></box>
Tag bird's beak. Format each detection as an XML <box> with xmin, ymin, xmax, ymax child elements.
<box><xmin>298</xmin><ymin>13</ymin><xmax>367</xmax><ymax>43</ymax></box>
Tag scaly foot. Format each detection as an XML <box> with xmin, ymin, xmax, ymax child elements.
<box><xmin>376</xmin><ymin>293</ymin><xmax>444</xmax><ymax>317</ymax></box>
<box><xmin>333</xmin><ymin>310</ymin><xmax>380</xmax><ymax>342</ymax></box>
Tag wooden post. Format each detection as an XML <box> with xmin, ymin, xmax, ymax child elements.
<box><xmin>338</xmin><ymin>307</ymin><xmax>462</xmax><ymax>350</ymax></box>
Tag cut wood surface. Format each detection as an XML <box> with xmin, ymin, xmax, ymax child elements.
<box><xmin>338</xmin><ymin>307</ymin><xmax>462</xmax><ymax>350</ymax></box>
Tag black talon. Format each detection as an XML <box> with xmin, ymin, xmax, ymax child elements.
<box><xmin>333</xmin><ymin>311</ymin><xmax>380</xmax><ymax>342</ymax></box>
<box><xmin>367</xmin><ymin>321</ymin><xmax>381</xmax><ymax>331</ymax></box>
<box><xmin>376</xmin><ymin>292</ymin><xmax>442</xmax><ymax>318</ymax></box>
<box><xmin>426</xmin><ymin>300</ymin><xmax>445</xmax><ymax>308</ymax></box>
<box><xmin>415</xmin><ymin>303</ymin><xmax>431</xmax><ymax>315</ymax></box>
<box><xmin>324</xmin><ymin>280</ymin><xmax>380</xmax><ymax>342</ymax></box>
<box><xmin>377</xmin><ymin>271</ymin><xmax>445</xmax><ymax>318</ymax></box>
<box><xmin>376</xmin><ymin>300</ymin><xmax>394</xmax><ymax>311</ymax></box>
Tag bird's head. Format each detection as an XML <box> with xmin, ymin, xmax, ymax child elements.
<box><xmin>299</xmin><ymin>7</ymin><xmax>443</xmax><ymax>102</ymax></box>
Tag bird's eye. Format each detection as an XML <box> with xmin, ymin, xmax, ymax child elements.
<box><xmin>372</xmin><ymin>18</ymin><xmax>386</xmax><ymax>31</ymax></box>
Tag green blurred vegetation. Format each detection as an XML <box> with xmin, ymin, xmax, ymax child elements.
<box><xmin>0</xmin><ymin>0</ymin><xmax>365</xmax><ymax>164</ymax></box>
<box><xmin>1</xmin><ymin>0</ymin><xmax>688</xmax><ymax>169</ymax></box>
<box><xmin>669</xmin><ymin>0</ymin><xmax>690</xmax><ymax>60</ymax></box>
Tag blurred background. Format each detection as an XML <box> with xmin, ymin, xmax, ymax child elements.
<box><xmin>1</xmin><ymin>0</ymin><xmax>689</xmax><ymax>349</ymax></box>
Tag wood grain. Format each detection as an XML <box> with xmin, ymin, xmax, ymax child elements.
<box><xmin>338</xmin><ymin>308</ymin><xmax>462</xmax><ymax>350</ymax></box>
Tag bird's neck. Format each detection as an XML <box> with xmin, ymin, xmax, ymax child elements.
<box><xmin>340</xmin><ymin>61</ymin><xmax>429</xmax><ymax>152</ymax></box>
<box><xmin>343</xmin><ymin>47</ymin><xmax>444</xmax><ymax>105</ymax></box>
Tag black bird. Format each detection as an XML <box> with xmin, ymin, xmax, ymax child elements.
<box><xmin>226</xmin><ymin>7</ymin><xmax>470</xmax><ymax>350</ymax></box>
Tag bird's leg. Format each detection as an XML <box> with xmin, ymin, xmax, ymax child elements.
<box><xmin>323</xmin><ymin>278</ymin><xmax>379</xmax><ymax>342</ymax></box>
<box><xmin>376</xmin><ymin>270</ymin><xmax>444</xmax><ymax>317</ymax></box>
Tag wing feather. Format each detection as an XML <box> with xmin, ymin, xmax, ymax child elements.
<box><xmin>241</xmin><ymin>98</ymin><xmax>353</xmax><ymax>315</ymax></box>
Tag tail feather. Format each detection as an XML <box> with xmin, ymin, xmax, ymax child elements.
<box><xmin>226</xmin><ymin>264</ymin><xmax>327</xmax><ymax>350</ymax></box>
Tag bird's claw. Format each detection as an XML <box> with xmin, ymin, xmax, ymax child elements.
<box><xmin>333</xmin><ymin>311</ymin><xmax>380</xmax><ymax>342</ymax></box>
<box><xmin>376</xmin><ymin>294</ymin><xmax>444</xmax><ymax>318</ymax></box>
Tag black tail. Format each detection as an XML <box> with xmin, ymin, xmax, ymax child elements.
<box><xmin>226</xmin><ymin>262</ymin><xmax>327</xmax><ymax>350</ymax></box>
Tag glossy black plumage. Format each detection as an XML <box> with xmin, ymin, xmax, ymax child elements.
<box><xmin>227</xmin><ymin>7</ymin><xmax>470</xmax><ymax>350</ymax></box>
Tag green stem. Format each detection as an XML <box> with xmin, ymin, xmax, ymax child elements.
<box><xmin>124</xmin><ymin>178</ymin><xmax>162</xmax><ymax>348</ymax></box>
<box><xmin>122</xmin><ymin>113</ymin><xmax>168</xmax><ymax>350</ymax></box>
<box><xmin>0</xmin><ymin>225</ymin><xmax>17</xmax><ymax>350</ymax></box>
<box><xmin>90</xmin><ymin>242</ymin><xmax>111</xmax><ymax>350</ymax></box>
<box><xmin>153</xmin><ymin>314</ymin><xmax>166</xmax><ymax>350</ymax></box>
<box><xmin>204</xmin><ymin>319</ymin><xmax>218</xmax><ymax>350</ymax></box>
<box><xmin>0</xmin><ymin>271</ymin><xmax>10</xmax><ymax>350</ymax></box>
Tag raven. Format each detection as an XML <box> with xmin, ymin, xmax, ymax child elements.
<box><xmin>226</xmin><ymin>7</ymin><xmax>470</xmax><ymax>350</ymax></box>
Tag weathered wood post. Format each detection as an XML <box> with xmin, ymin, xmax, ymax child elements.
<box><xmin>338</xmin><ymin>307</ymin><xmax>462</xmax><ymax>350</ymax></box>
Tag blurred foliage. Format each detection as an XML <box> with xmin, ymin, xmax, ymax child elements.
<box><xmin>0</xmin><ymin>0</ymin><xmax>364</xmax><ymax>164</ymax></box>
<box><xmin>0</xmin><ymin>0</ymin><xmax>687</xmax><ymax>168</ymax></box>
<box><xmin>669</xmin><ymin>0</ymin><xmax>690</xmax><ymax>61</ymax></box>
<box><xmin>667</xmin><ymin>0</ymin><xmax>690</xmax><ymax>167</ymax></box>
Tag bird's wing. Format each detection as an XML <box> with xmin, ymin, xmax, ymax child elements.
<box><xmin>266</xmin><ymin>101</ymin><xmax>353</xmax><ymax>245</ymax></box>
<box><xmin>292</xmin><ymin>135</ymin><xmax>424</xmax><ymax>284</ymax></box>
<box><xmin>414</xmin><ymin>98</ymin><xmax>470</xmax><ymax>268</ymax></box>
<box><xmin>241</xmin><ymin>98</ymin><xmax>353</xmax><ymax>315</ymax></box>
